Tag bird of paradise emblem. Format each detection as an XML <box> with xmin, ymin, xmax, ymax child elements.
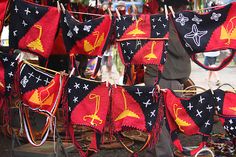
<box><xmin>173</xmin><ymin>104</ymin><xmax>191</xmax><ymax>132</ymax></box>
<box><xmin>28</xmin><ymin>80</ymin><xmax>55</xmax><ymax>108</ymax></box>
<box><xmin>115</xmin><ymin>89</ymin><xmax>140</xmax><ymax>121</ymax></box>
<box><xmin>144</xmin><ymin>41</ymin><xmax>157</xmax><ymax>60</ymax></box>
<box><xmin>220</xmin><ymin>17</ymin><xmax>236</xmax><ymax>45</ymax></box>
<box><xmin>83</xmin><ymin>94</ymin><xmax>103</xmax><ymax>126</ymax></box>
<box><xmin>127</xmin><ymin>18</ymin><xmax>146</xmax><ymax>36</ymax></box>
<box><xmin>84</xmin><ymin>31</ymin><xmax>104</xmax><ymax>54</ymax></box>
<box><xmin>27</xmin><ymin>25</ymin><xmax>44</xmax><ymax>53</ymax></box>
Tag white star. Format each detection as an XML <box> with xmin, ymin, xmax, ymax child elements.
<box><xmin>130</xmin><ymin>50</ymin><xmax>134</xmax><ymax>54</ymax></box>
<box><xmin>73</xmin><ymin>96</ymin><xmax>78</xmax><ymax>103</ymax></box>
<box><xmin>44</xmin><ymin>78</ymin><xmax>50</xmax><ymax>85</ymax></box>
<box><xmin>24</xmin><ymin>8</ymin><xmax>31</xmax><ymax>15</ymax></box>
<box><xmin>158</xmin><ymin>17</ymin><xmax>162</xmax><ymax>22</ymax></box>
<box><xmin>83</xmin><ymin>84</ymin><xmax>89</xmax><ymax>90</ymax></box>
<box><xmin>13</xmin><ymin>30</ymin><xmax>17</xmax><ymax>37</ymax></box>
<box><xmin>67</xmin><ymin>30</ymin><xmax>73</xmax><ymax>38</ymax></box>
<box><xmin>192</xmin><ymin>15</ymin><xmax>202</xmax><ymax>24</ymax></box>
<box><xmin>35</xmin><ymin>75</ymin><xmax>42</xmax><ymax>83</ymax></box>
<box><xmin>68</xmin><ymin>88</ymin><xmax>71</xmax><ymax>93</ymax></box>
<box><xmin>10</xmin><ymin>62</ymin><xmax>15</xmax><ymax>67</ymax></box>
<box><xmin>135</xmin><ymin>88</ymin><xmax>143</xmax><ymax>96</ymax></box>
<box><xmin>14</xmin><ymin>5</ymin><xmax>18</xmax><ymax>13</ymax></box>
<box><xmin>123</xmin><ymin>17</ymin><xmax>127</xmax><ymax>20</ymax></box>
<box><xmin>187</xmin><ymin>103</ymin><xmax>193</xmax><ymax>110</ymax></box>
<box><xmin>28</xmin><ymin>72</ymin><xmax>34</xmax><ymax>78</ymax></box>
<box><xmin>150</xmin><ymin>110</ymin><xmax>156</xmax><ymax>117</ymax></box>
<box><xmin>83</xmin><ymin>25</ymin><xmax>91</xmax><ymax>32</ymax></box>
<box><xmin>196</xmin><ymin>109</ymin><xmax>203</xmax><ymax>118</ymax></box>
<box><xmin>210</xmin><ymin>12</ymin><xmax>221</xmax><ymax>21</ymax></box>
<box><xmin>184</xmin><ymin>24</ymin><xmax>208</xmax><ymax>47</ymax></box>
<box><xmin>175</xmin><ymin>13</ymin><xmax>189</xmax><ymax>26</ymax></box>
<box><xmin>126</xmin><ymin>42</ymin><xmax>130</xmax><ymax>46</ymax></box>
<box><xmin>69</xmin><ymin>106</ymin><xmax>71</xmax><ymax>112</ymax></box>
<box><xmin>123</xmin><ymin>26</ymin><xmax>126</xmax><ymax>30</ymax></box>
<box><xmin>117</xmin><ymin>33</ymin><xmax>120</xmax><ymax>38</ymax></box>
<box><xmin>229</xmin><ymin>119</ymin><xmax>233</xmax><ymax>124</ymax></box>
<box><xmin>148</xmin><ymin>121</ymin><xmax>152</xmax><ymax>126</ymax></box>
<box><xmin>206</xmin><ymin>105</ymin><xmax>213</xmax><ymax>112</ymax></box>
<box><xmin>6</xmin><ymin>84</ymin><xmax>11</xmax><ymax>91</ymax></box>
<box><xmin>216</xmin><ymin>97</ymin><xmax>221</xmax><ymax>102</ymax></box>
<box><xmin>156</xmin><ymin>32</ymin><xmax>160</xmax><ymax>36</ymax></box>
<box><xmin>205</xmin><ymin>120</ymin><xmax>210</xmax><ymax>127</ymax></box>
<box><xmin>22</xmin><ymin>20</ymin><xmax>28</xmax><ymax>27</ymax></box>
<box><xmin>149</xmin><ymin>88</ymin><xmax>155</xmax><ymax>95</ymax></box>
<box><xmin>163</xmin><ymin>24</ymin><xmax>167</xmax><ymax>28</ymax></box>
<box><xmin>121</xmin><ymin>43</ymin><xmax>125</xmax><ymax>47</ymax></box>
<box><xmin>153</xmin><ymin>25</ymin><xmax>156</xmax><ymax>29</ymax></box>
<box><xmin>143</xmin><ymin>99</ymin><xmax>151</xmax><ymax>108</ymax></box>
<box><xmin>216</xmin><ymin>106</ymin><xmax>221</xmax><ymax>111</ymax></box>
<box><xmin>152</xmin><ymin>18</ymin><xmax>155</xmax><ymax>22</ymax></box>
<box><xmin>73</xmin><ymin>26</ymin><xmax>79</xmax><ymax>34</ymax></box>
<box><xmin>35</xmin><ymin>10</ymin><xmax>39</xmax><ymax>14</ymax></box>
<box><xmin>230</xmin><ymin>127</ymin><xmax>234</xmax><ymax>130</ymax></box>
<box><xmin>123</xmin><ymin>50</ymin><xmax>126</xmax><ymax>54</ymax></box>
<box><xmin>116</xmin><ymin>26</ymin><xmax>119</xmax><ymax>30</ymax></box>
<box><xmin>8</xmin><ymin>72</ymin><xmax>13</xmax><ymax>77</ymax></box>
<box><xmin>3</xmin><ymin>57</ymin><xmax>8</xmax><ymax>62</ymax></box>
<box><xmin>199</xmin><ymin>96</ymin><xmax>205</xmax><ymax>104</ymax></box>
<box><xmin>74</xmin><ymin>82</ymin><xmax>80</xmax><ymax>89</ymax></box>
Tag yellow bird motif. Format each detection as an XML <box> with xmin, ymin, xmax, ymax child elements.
<box><xmin>83</xmin><ymin>94</ymin><xmax>103</xmax><ymax>126</ymax></box>
<box><xmin>174</xmin><ymin>104</ymin><xmax>191</xmax><ymax>132</ymax></box>
<box><xmin>84</xmin><ymin>31</ymin><xmax>104</xmax><ymax>54</ymax></box>
<box><xmin>28</xmin><ymin>80</ymin><xmax>55</xmax><ymax>108</ymax></box>
<box><xmin>27</xmin><ymin>25</ymin><xmax>44</xmax><ymax>53</ymax></box>
<box><xmin>127</xmin><ymin>18</ymin><xmax>146</xmax><ymax>36</ymax></box>
<box><xmin>144</xmin><ymin>41</ymin><xmax>157</xmax><ymax>60</ymax></box>
<box><xmin>220</xmin><ymin>17</ymin><xmax>236</xmax><ymax>45</ymax></box>
<box><xmin>115</xmin><ymin>89</ymin><xmax>140</xmax><ymax>121</ymax></box>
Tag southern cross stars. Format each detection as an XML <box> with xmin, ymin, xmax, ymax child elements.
<box><xmin>192</xmin><ymin>15</ymin><xmax>202</xmax><ymax>24</ymax></box>
<box><xmin>211</xmin><ymin>12</ymin><xmax>221</xmax><ymax>21</ymax></box>
<box><xmin>175</xmin><ymin>13</ymin><xmax>189</xmax><ymax>26</ymax></box>
<box><xmin>184</xmin><ymin>24</ymin><xmax>208</xmax><ymax>47</ymax></box>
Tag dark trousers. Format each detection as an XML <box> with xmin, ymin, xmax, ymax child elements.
<box><xmin>143</xmin><ymin>76</ymin><xmax>183</xmax><ymax>157</ymax></box>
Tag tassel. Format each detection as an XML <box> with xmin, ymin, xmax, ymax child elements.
<box><xmin>149</xmin><ymin>93</ymin><xmax>164</xmax><ymax>148</ymax></box>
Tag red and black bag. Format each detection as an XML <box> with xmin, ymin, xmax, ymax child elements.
<box><xmin>61</xmin><ymin>10</ymin><xmax>113</xmax><ymax>57</ymax></box>
<box><xmin>116</xmin><ymin>14</ymin><xmax>168</xmax><ymax>84</ymax></box>
<box><xmin>164</xmin><ymin>89</ymin><xmax>215</xmax><ymax>156</ymax></box>
<box><xmin>172</xmin><ymin>2</ymin><xmax>236</xmax><ymax>70</ymax></box>
<box><xmin>67</xmin><ymin>76</ymin><xmax>110</xmax><ymax>157</ymax></box>
<box><xmin>9</xmin><ymin>0</ymin><xmax>61</xmax><ymax>58</ymax></box>
<box><xmin>116</xmin><ymin>14</ymin><xmax>168</xmax><ymax>67</ymax></box>
<box><xmin>19</xmin><ymin>63</ymin><xmax>65</xmax><ymax>146</ymax></box>
<box><xmin>112</xmin><ymin>85</ymin><xmax>164</xmax><ymax>155</ymax></box>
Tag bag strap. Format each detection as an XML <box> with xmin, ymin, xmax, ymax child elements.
<box><xmin>22</xmin><ymin>108</ymin><xmax>51</xmax><ymax>146</ymax></box>
<box><xmin>116</xmin><ymin>132</ymin><xmax>151</xmax><ymax>156</ymax></box>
